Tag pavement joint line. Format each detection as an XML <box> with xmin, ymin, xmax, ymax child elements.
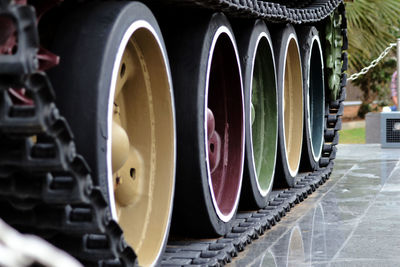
<box><xmin>386</xmin><ymin>160</ymin><xmax>400</xmax><ymax>182</ymax></box>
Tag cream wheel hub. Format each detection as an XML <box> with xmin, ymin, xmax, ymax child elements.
<box><xmin>108</xmin><ymin>20</ymin><xmax>175</xmax><ymax>266</ymax></box>
<box><xmin>111</xmin><ymin>121</ymin><xmax>130</xmax><ymax>173</ymax></box>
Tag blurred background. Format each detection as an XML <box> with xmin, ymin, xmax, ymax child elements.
<box><xmin>341</xmin><ymin>0</ymin><xmax>400</xmax><ymax>144</ymax></box>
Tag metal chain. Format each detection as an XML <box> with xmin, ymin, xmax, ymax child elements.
<box><xmin>347</xmin><ymin>42</ymin><xmax>397</xmax><ymax>81</ymax></box>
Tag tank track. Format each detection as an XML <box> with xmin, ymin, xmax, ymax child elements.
<box><xmin>0</xmin><ymin>0</ymin><xmax>346</xmax><ymax>266</ymax></box>
<box><xmin>167</xmin><ymin>0</ymin><xmax>342</xmax><ymax>23</ymax></box>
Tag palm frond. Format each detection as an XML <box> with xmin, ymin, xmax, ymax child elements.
<box><xmin>346</xmin><ymin>0</ymin><xmax>400</xmax><ymax>73</ymax></box>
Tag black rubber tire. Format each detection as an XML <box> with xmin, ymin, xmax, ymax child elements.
<box><xmin>159</xmin><ymin>11</ymin><xmax>244</xmax><ymax>236</ymax></box>
<box><xmin>297</xmin><ymin>26</ymin><xmax>325</xmax><ymax>171</ymax></box>
<box><xmin>272</xmin><ymin>24</ymin><xmax>304</xmax><ymax>188</ymax></box>
<box><xmin>234</xmin><ymin>19</ymin><xmax>278</xmax><ymax>209</ymax></box>
<box><xmin>48</xmin><ymin>2</ymin><xmax>175</xmax><ymax>265</ymax></box>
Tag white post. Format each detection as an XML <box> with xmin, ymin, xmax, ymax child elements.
<box><xmin>397</xmin><ymin>38</ymin><xmax>400</xmax><ymax>111</ymax></box>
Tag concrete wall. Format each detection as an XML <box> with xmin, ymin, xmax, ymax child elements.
<box><xmin>365</xmin><ymin>112</ymin><xmax>380</xmax><ymax>143</ymax></box>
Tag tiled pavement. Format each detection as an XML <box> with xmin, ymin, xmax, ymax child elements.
<box><xmin>231</xmin><ymin>144</ymin><xmax>400</xmax><ymax>267</ymax></box>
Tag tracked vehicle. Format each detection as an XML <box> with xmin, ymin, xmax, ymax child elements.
<box><xmin>0</xmin><ymin>0</ymin><xmax>347</xmax><ymax>266</ymax></box>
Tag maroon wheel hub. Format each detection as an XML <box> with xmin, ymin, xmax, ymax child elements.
<box><xmin>206</xmin><ymin>31</ymin><xmax>244</xmax><ymax>219</ymax></box>
<box><xmin>207</xmin><ymin>108</ymin><xmax>222</xmax><ymax>173</ymax></box>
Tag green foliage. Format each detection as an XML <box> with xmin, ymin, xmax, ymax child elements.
<box><xmin>339</xmin><ymin>127</ymin><xmax>365</xmax><ymax>144</ymax></box>
<box><xmin>325</xmin><ymin>10</ymin><xmax>343</xmax><ymax>100</ymax></box>
<box><xmin>346</xmin><ymin>0</ymin><xmax>400</xmax><ymax>118</ymax></box>
<box><xmin>347</xmin><ymin>0</ymin><xmax>400</xmax><ymax>71</ymax></box>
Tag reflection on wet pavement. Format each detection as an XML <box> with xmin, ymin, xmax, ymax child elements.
<box><xmin>231</xmin><ymin>144</ymin><xmax>400</xmax><ymax>267</ymax></box>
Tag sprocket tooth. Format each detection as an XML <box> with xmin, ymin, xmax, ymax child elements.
<box><xmin>31</xmin><ymin>142</ymin><xmax>57</xmax><ymax>158</ymax></box>
<box><xmin>86</xmin><ymin>234</ymin><xmax>110</xmax><ymax>250</ymax></box>
<box><xmin>51</xmin><ymin>234</ymin><xmax>115</xmax><ymax>262</ymax></box>
<box><xmin>50</xmin><ymin>174</ymin><xmax>74</xmax><ymax>190</ymax></box>
<box><xmin>70</xmin><ymin>206</ymin><xmax>94</xmax><ymax>223</ymax></box>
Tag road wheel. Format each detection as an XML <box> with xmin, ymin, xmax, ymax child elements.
<box><xmin>161</xmin><ymin>11</ymin><xmax>245</xmax><ymax>236</ymax></box>
<box><xmin>235</xmin><ymin>20</ymin><xmax>278</xmax><ymax>209</ymax></box>
<box><xmin>273</xmin><ymin>25</ymin><xmax>304</xmax><ymax>187</ymax></box>
<box><xmin>298</xmin><ymin>26</ymin><xmax>325</xmax><ymax>171</ymax></box>
<box><xmin>49</xmin><ymin>2</ymin><xmax>175</xmax><ymax>265</ymax></box>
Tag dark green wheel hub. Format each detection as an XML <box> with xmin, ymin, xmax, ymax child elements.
<box><xmin>251</xmin><ymin>38</ymin><xmax>277</xmax><ymax>193</ymax></box>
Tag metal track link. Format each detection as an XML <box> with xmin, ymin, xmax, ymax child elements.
<box><xmin>0</xmin><ymin>1</ymin><xmax>346</xmax><ymax>266</ymax></box>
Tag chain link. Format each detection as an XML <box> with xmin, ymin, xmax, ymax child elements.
<box><xmin>347</xmin><ymin>42</ymin><xmax>397</xmax><ymax>81</ymax></box>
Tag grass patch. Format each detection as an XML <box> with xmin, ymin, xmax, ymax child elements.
<box><xmin>339</xmin><ymin>127</ymin><xmax>365</xmax><ymax>144</ymax></box>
